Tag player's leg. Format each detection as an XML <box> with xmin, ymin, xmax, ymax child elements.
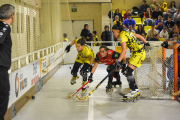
<box><xmin>123</xmin><ymin>51</ymin><xmax>146</xmax><ymax>100</ymax></box>
<box><xmin>71</xmin><ymin>61</ymin><xmax>82</xmax><ymax>85</ymax></box>
<box><xmin>106</xmin><ymin>64</ymin><xmax>115</xmax><ymax>92</ymax></box>
<box><xmin>112</xmin><ymin>69</ymin><xmax>122</xmax><ymax>87</ymax></box>
<box><xmin>106</xmin><ymin>72</ymin><xmax>114</xmax><ymax>92</ymax></box>
<box><xmin>80</xmin><ymin>63</ymin><xmax>91</xmax><ymax>92</ymax></box>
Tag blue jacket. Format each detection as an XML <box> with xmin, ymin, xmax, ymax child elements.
<box><xmin>123</xmin><ymin>19</ymin><xmax>136</xmax><ymax>28</ymax></box>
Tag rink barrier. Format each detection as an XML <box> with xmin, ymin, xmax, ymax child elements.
<box><xmin>10</xmin><ymin>43</ymin><xmax>63</xmax><ymax>73</ymax></box>
<box><xmin>5</xmin><ymin>43</ymin><xmax>64</xmax><ymax>120</ymax></box>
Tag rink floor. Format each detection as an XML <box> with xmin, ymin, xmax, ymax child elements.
<box><xmin>13</xmin><ymin>64</ymin><xmax>180</xmax><ymax>120</ymax></box>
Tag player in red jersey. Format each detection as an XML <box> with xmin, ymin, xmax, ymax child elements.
<box><xmin>88</xmin><ymin>45</ymin><xmax>126</xmax><ymax>92</ymax></box>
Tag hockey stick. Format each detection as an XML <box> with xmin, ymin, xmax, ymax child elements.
<box><xmin>68</xmin><ymin>80</ymin><xmax>90</xmax><ymax>98</ymax></box>
<box><xmin>75</xmin><ymin>68</ymin><xmax>115</xmax><ymax>101</ymax></box>
<box><xmin>42</xmin><ymin>51</ymin><xmax>66</xmax><ymax>72</ymax></box>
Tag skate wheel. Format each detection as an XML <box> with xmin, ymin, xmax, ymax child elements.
<box><xmin>77</xmin><ymin>76</ymin><xmax>79</xmax><ymax>78</ymax></box>
<box><xmin>32</xmin><ymin>96</ymin><xmax>35</xmax><ymax>99</ymax></box>
<box><xmin>87</xmin><ymin>86</ymin><xmax>89</xmax><ymax>88</ymax></box>
<box><xmin>119</xmin><ymin>85</ymin><xmax>122</xmax><ymax>87</ymax></box>
<box><xmin>125</xmin><ymin>99</ymin><xmax>130</xmax><ymax>103</ymax></box>
<box><xmin>114</xmin><ymin>85</ymin><xmax>116</xmax><ymax>88</ymax></box>
<box><xmin>133</xmin><ymin>98</ymin><xmax>137</xmax><ymax>103</ymax></box>
<box><xmin>111</xmin><ymin>88</ymin><xmax>113</xmax><ymax>92</ymax></box>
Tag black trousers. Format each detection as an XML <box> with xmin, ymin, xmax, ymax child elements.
<box><xmin>71</xmin><ymin>62</ymin><xmax>91</xmax><ymax>81</ymax></box>
<box><xmin>0</xmin><ymin>68</ymin><xmax>10</xmax><ymax>120</ymax></box>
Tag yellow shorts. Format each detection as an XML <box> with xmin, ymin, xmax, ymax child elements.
<box><xmin>75</xmin><ymin>53</ymin><xmax>91</xmax><ymax>64</ymax></box>
<box><xmin>129</xmin><ymin>50</ymin><xmax>146</xmax><ymax>68</ymax></box>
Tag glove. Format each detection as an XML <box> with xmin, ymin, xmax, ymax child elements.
<box><xmin>121</xmin><ymin>64</ymin><xmax>126</xmax><ymax>74</ymax></box>
<box><xmin>107</xmin><ymin>64</ymin><xmax>115</xmax><ymax>72</ymax></box>
<box><xmin>161</xmin><ymin>41</ymin><xmax>169</xmax><ymax>48</ymax></box>
<box><xmin>144</xmin><ymin>42</ymin><xmax>150</xmax><ymax>48</ymax></box>
<box><xmin>88</xmin><ymin>73</ymin><xmax>93</xmax><ymax>83</ymax></box>
<box><xmin>115</xmin><ymin>60</ymin><xmax>122</xmax><ymax>69</ymax></box>
<box><xmin>65</xmin><ymin>44</ymin><xmax>71</xmax><ymax>53</ymax></box>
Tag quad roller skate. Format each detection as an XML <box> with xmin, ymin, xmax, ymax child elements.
<box><xmin>70</xmin><ymin>76</ymin><xmax>79</xmax><ymax>85</ymax></box>
<box><xmin>82</xmin><ymin>81</ymin><xmax>89</xmax><ymax>92</ymax></box>
<box><xmin>123</xmin><ymin>90</ymin><xmax>138</xmax><ymax>103</ymax></box>
<box><xmin>112</xmin><ymin>81</ymin><xmax>122</xmax><ymax>88</ymax></box>
<box><xmin>135</xmin><ymin>89</ymin><xmax>140</xmax><ymax>100</ymax></box>
<box><xmin>106</xmin><ymin>83</ymin><xmax>113</xmax><ymax>92</ymax></box>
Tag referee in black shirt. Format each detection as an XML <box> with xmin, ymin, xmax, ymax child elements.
<box><xmin>0</xmin><ymin>4</ymin><xmax>14</xmax><ymax>120</ymax></box>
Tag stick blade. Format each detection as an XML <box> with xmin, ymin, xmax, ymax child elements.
<box><xmin>75</xmin><ymin>95</ymin><xmax>89</xmax><ymax>101</ymax></box>
<box><xmin>68</xmin><ymin>92</ymin><xmax>72</xmax><ymax>99</ymax></box>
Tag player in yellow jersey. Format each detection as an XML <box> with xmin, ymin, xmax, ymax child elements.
<box><xmin>65</xmin><ymin>38</ymin><xmax>94</xmax><ymax>92</ymax></box>
<box><xmin>112</xmin><ymin>21</ymin><xmax>150</xmax><ymax>101</ymax></box>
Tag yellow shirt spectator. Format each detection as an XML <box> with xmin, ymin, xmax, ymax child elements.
<box><xmin>61</xmin><ymin>38</ymin><xmax>69</xmax><ymax>42</ymax></box>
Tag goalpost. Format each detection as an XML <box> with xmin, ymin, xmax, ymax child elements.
<box><xmin>134</xmin><ymin>42</ymin><xmax>178</xmax><ymax>100</ymax></box>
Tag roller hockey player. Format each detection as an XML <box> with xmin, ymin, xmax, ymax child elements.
<box><xmin>88</xmin><ymin>45</ymin><xmax>126</xmax><ymax>92</ymax></box>
<box><xmin>112</xmin><ymin>21</ymin><xmax>150</xmax><ymax>102</ymax></box>
<box><xmin>65</xmin><ymin>38</ymin><xmax>94</xmax><ymax>92</ymax></box>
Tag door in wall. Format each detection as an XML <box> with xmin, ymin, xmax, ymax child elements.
<box><xmin>72</xmin><ymin>20</ymin><xmax>94</xmax><ymax>39</ymax></box>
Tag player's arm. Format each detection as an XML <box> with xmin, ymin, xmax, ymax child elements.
<box><xmin>90</xmin><ymin>55</ymin><xmax>94</xmax><ymax>65</ymax></box>
<box><xmin>168</xmin><ymin>42</ymin><xmax>180</xmax><ymax>49</ymax></box>
<box><xmin>65</xmin><ymin>39</ymin><xmax>76</xmax><ymax>52</ymax></box>
<box><xmin>88</xmin><ymin>54</ymin><xmax>99</xmax><ymax>83</ymax></box>
<box><xmin>133</xmin><ymin>33</ymin><xmax>147</xmax><ymax>43</ymax></box>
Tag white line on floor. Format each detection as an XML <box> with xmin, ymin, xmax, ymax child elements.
<box><xmin>88</xmin><ymin>96</ymin><xmax>94</xmax><ymax>120</ymax></box>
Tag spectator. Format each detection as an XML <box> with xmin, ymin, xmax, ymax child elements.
<box><xmin>165</xmin><ymin>15</ymin><xmax>174</xmax><ymax>32</ymax></box>
<box><xmin>0</xmin><ymin>4</ymin><xmax>14</xmax><ymax>120</ymax></box>
<box><xmin>175</xmin><ymin>14</ymin><xmax>180</xmax><ymax>28</ymax></box>
<box><xmin>144</xmin><ymin>7</ymin><xmax>153</xmax><ymax>25</ymax></box>
<box><xmin>61</xmin><ymin>33</ymin><xmax>69</xmax><ymax>42</ymax></box>
<box><xmin>150</xmin><ymin>0</ymin><xmax>160</xmax><ymax>11</ymax></box>
<box><xmin>164</xmin><ymin>9</ymin><xmax>172</xmax><ymax>21</ymax></box>
<box><xmin>92</xmin><ymin>31</ymin><xmax>99</xmax><ymax>46</ymax></box>
<box><xmin>170</xmin><ymin>1</ymin><xmax>176</xmax><ymax>15</ymax></box>
<box><xmin>114</xmin><ymin>8</ymin><xmax>122</xmax><ymax>22</ymax></box>
<box><xmin>124</xmin><ymin>9</ymin><xmax>129</xmax><ymax>21</ymax></box>
<box><xmin>155</xmin><ymin>33</ymin><xmax>165</xmax><ymax>41</ymax></box>
<box><xmin>155</xmin><ymin>15</ymin><xmax>165</xmax><ymax>32</ymax></box>
<box><xmin>173</xmin><ymin>8</ymin><xmax>180</xmax><ymax>21</ymax></box>
<box><xmin>80</xmin><ymin>23</ymin><xmax>92</xmax><ymax>46</ymax></box>
<box><xmin>169</xmin><ymin>27</ymin><xmax>179</xmax><ymax>38</ymax></box>
<box><xmin>123</xmin><ymin>13</ymin><xmax>136</xmax><ymax>30</ymax></box>
<box><xmin>160</xmin><ymin>1</ymin><xmax>168</xmax><ymax>13</ymax></box>
<box><xmin>127</xmin><ymin>25</ymin><xmax>136</xmax><ymax>33</ymax></box>
<box><xmin>139</xmin><ymin>0</ymin><xmax>150</xmax><ymax>19</ymax></box>
<box><xmin>147</xmin><ymin>24</ymin><xmax>158</xmax><ymax>41</ymax></box>
<box><xmin>113</xmin><ymin>15</ymin><xmax>122</xmax><ymax>26</ymax></box>
<box><xmin>136</xmin><ymin>24</ymin><xmax>145</xmax><ymax>35</ymax></box>
<box><xmin>160</xmin><ymin>27</ymin><xmax>169</xmax><ymax>40</ymax></box>
<box><xmin>142</xmin><ymin>33</ymin><xmax>147</xmax><ymax>40</ymax></box>
<box><xmin>152</xmin><ymin>5</ymin><xmax>163</xmax><ymax>21</ymax></box>
<box><xmin>101</xmin><ymin>25</ymin><xmax>111</xmax><ymax>46</ymax></box>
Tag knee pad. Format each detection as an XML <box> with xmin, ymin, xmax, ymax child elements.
<box><xmin>80</xmin><ymin>70</ymin><xmax>87</xmax><ymax>81</ymax></box>
<box><xmin>127</xmin><ymin>75</ymin><xmax>135</xmax><ymax>83</ymax></box>
<box><xmin>107</xmin><ymin>64</ymin><xmax>115</xmax><ymax>73</ymax></box>
<box><xmin>114</xmin><ymin>71</ymin><xmax>120</xmax><ymax>78</ymax></box>
<box><xmin>71</xmin><ymin>70</ymin><xmax>77</xmax><ymax>77</ymax></box>
<box><xmin>124</xmin><ymin>66</ymin><xmax>134</xmax><ymax>77</ymax></box>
